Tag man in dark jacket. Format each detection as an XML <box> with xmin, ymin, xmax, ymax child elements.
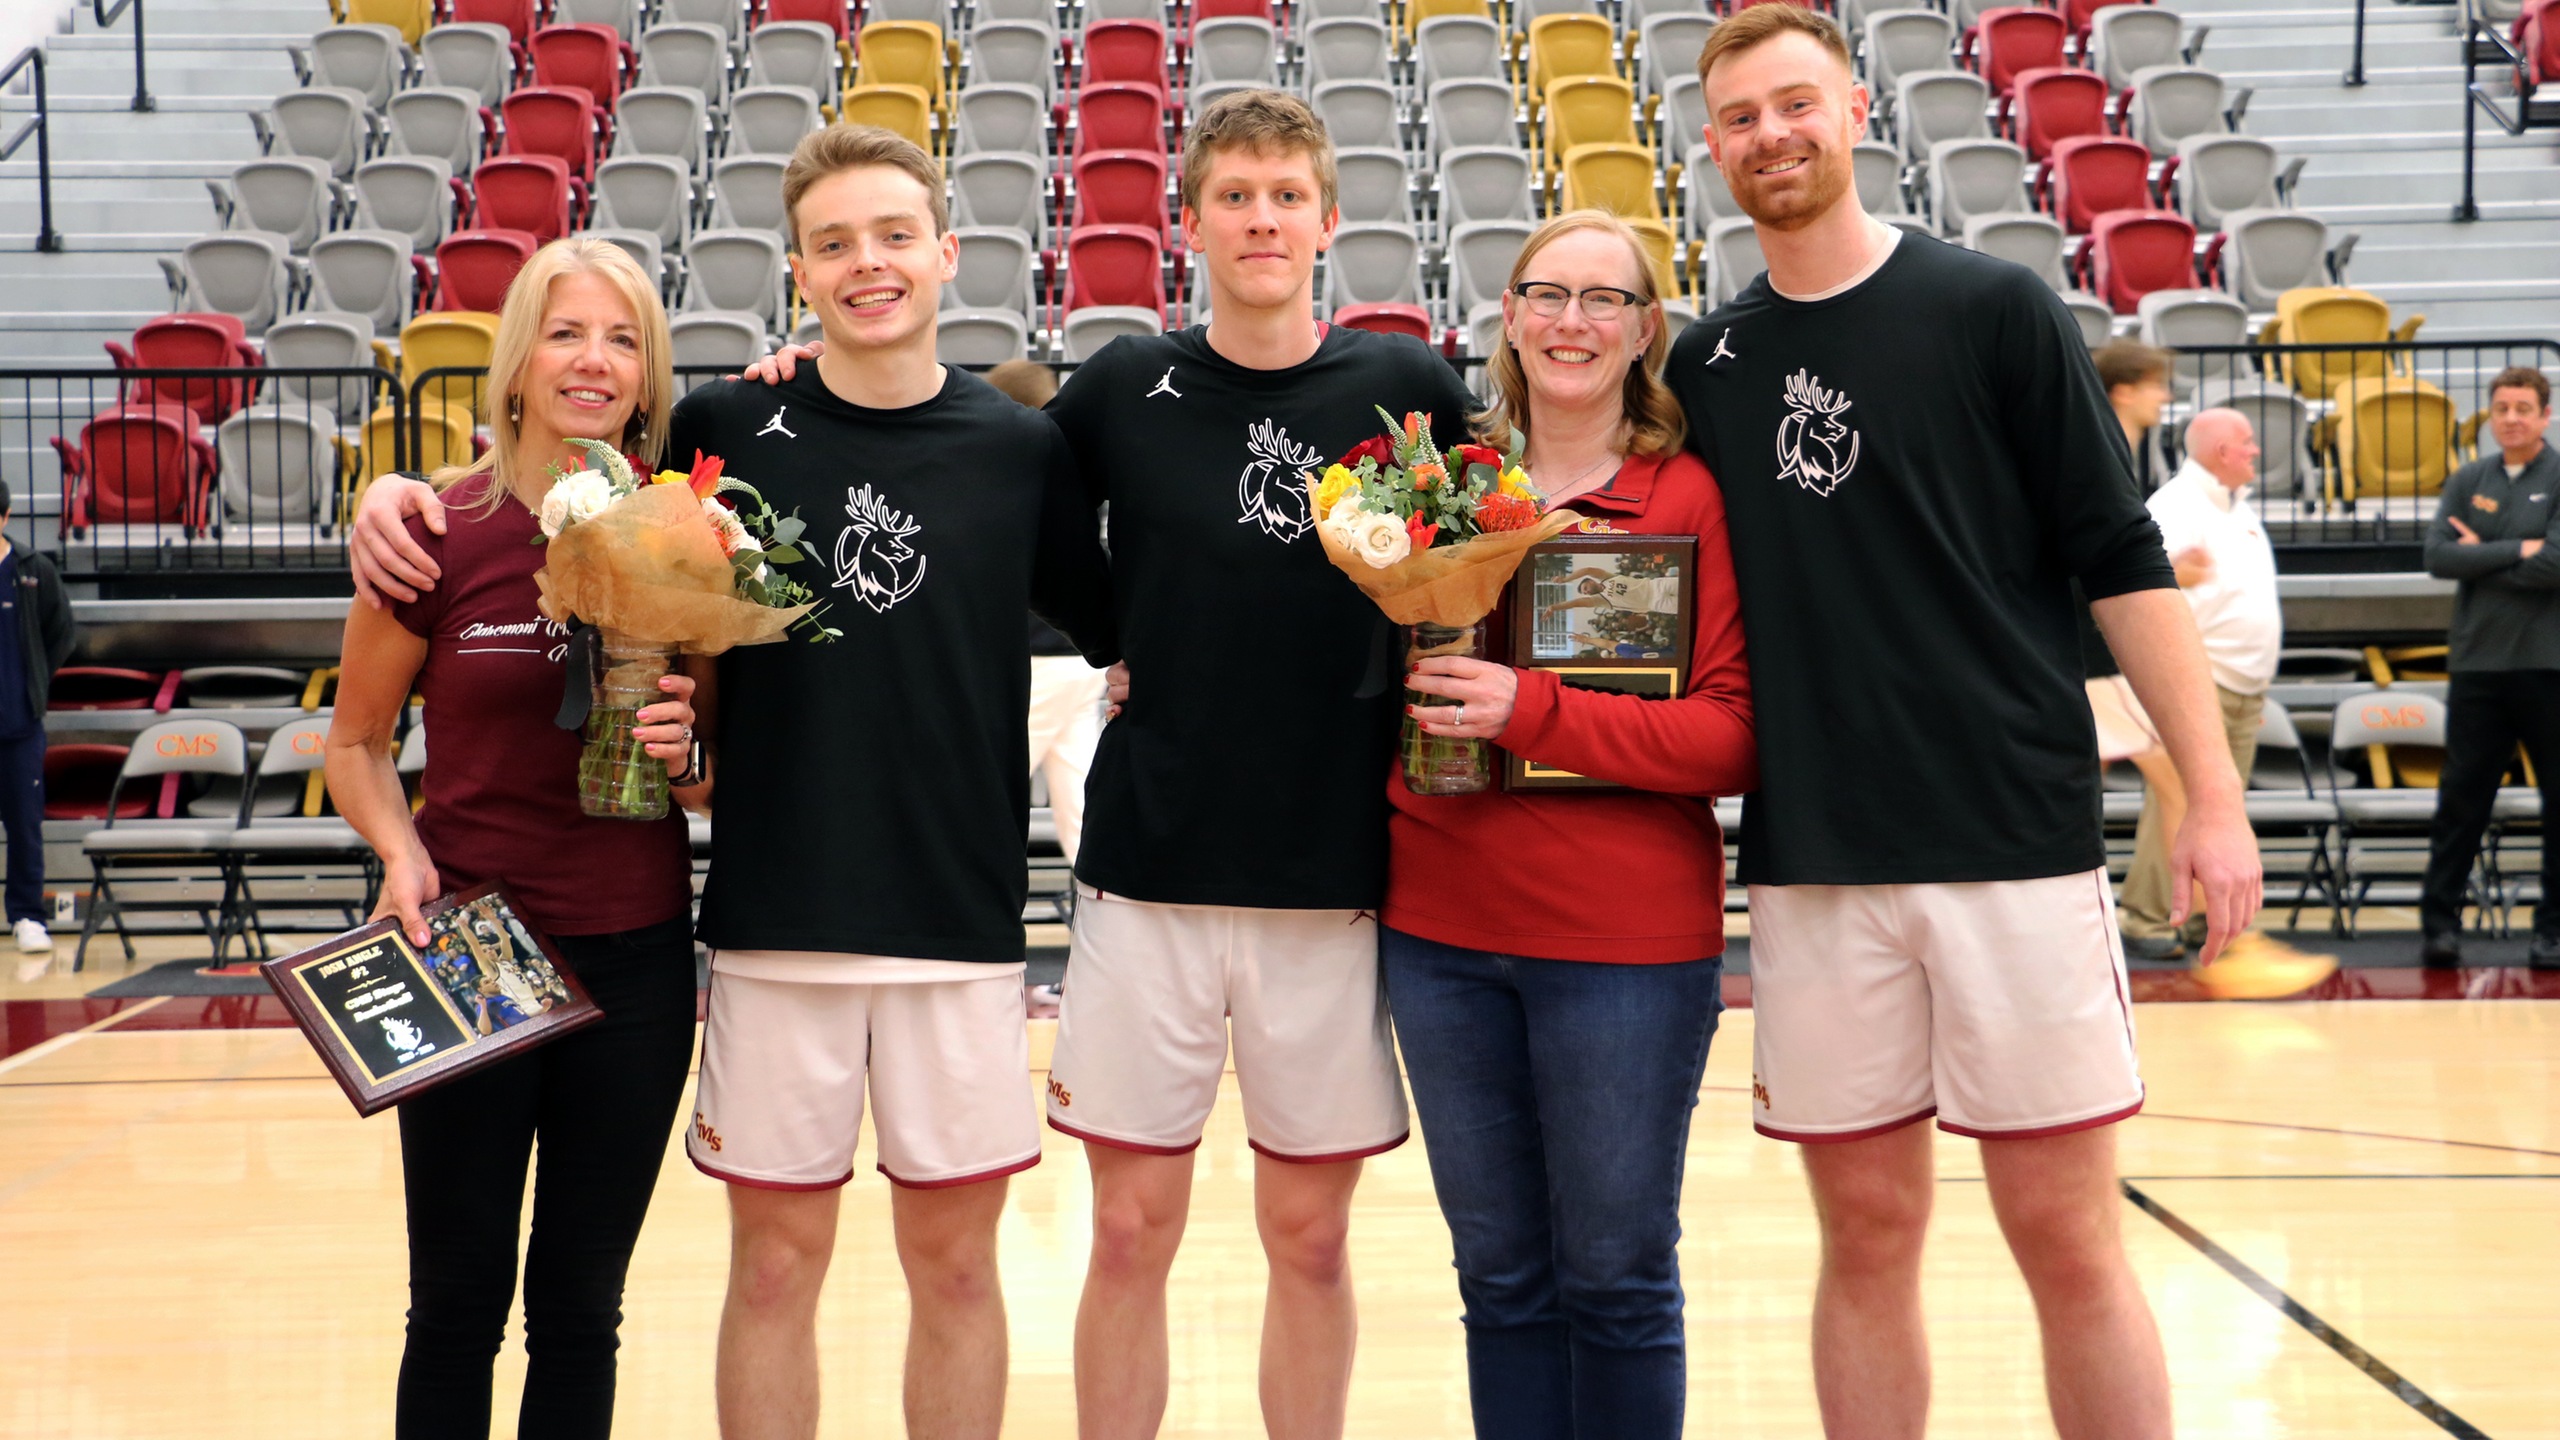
<box><xmin>2420</xmin><ymin>366</ymin><xmax>2560</xmax><ymax>967</ymax></box>
<box><xmin>0</xmin><ymin>479</ymin><xmax>75</xmax><ymax>953</ymax></box>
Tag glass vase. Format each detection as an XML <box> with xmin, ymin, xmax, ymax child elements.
<box><xmin>577</xmin><ymin>629</ymin><xmax>675</xmax><ymax>820</ymax></box>
<box><xmin>1402</xmin><ymin>620</ymin><xmax>1492</xmax><ymax>795</ymax></box>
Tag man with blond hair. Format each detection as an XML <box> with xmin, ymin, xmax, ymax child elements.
<box><xmin>344</xmin><ymin>124</ymin><xmax>1115</xmax><ymax>1440</ymax></box>
<box><xmin>1666</xmin><ymin>8</ymin><xmax>2262</xmax><ymax>1438</ymax></box>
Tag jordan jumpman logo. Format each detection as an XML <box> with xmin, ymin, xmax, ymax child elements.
<box><xmin>1707</xmin><ymin>328</ymin><xmax>1738</xmax><ymax>367</ymax></box>
<box><xmin>757</xmin><ymin>406</ymin><xmax>796</xmax><ymax>439</ymax></box>
<box><xmin>1146</xmin><ymin>367</ymin><xmax>1182</xmax><ymax>399</ymax></box>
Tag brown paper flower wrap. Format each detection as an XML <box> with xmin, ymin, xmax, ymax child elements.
<box><xmin>534</xmin><ymin>480</ymin><xmax>810</xmax><ymax>653</ymax></box>
<box><xmin>1315</xmin><ymin>507</ymin><xmax>1585</xmax><ymax>628</ymax></box>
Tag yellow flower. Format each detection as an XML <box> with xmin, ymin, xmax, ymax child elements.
<box><xmin>650</xmin><ymin>469</ymin><xmax>690</xmax><ymax>486</ymax></box>
<box><xmin>1498</xmin><ymin>466</ymin><xmax>1538</xmax><ymax>500</ymax></box>
<box><xmin>1310</xmin><ymin>464</ymin><xmax>1361</xmax><ymax>516</ymax></box>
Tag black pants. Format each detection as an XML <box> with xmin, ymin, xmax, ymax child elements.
<box><xmin>395</xmin><ymin>915</ymin><xmax>698</xmax><ymax>1440</ymax></box>
<box><xmin>2421</xmin><ymin>669</ymin><xmax>2560</xmax><ymax>940</ymax></box>
<box><xmin>0</xmin><ymin>729</ymin><xmax>44</xmax><ymax>924</ymax></box>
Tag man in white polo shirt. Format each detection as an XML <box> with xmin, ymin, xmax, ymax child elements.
<box><xmin>2119</xmin><ymin>408</ymin><xmax>2281</xmax><ymax>953</ymax></box>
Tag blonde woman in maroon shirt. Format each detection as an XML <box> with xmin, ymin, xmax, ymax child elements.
<box><xmin>1387</xmin><ymin>212</ymin><xmax>1757</xmax><ymax>1440</ymax></box>
<box><xmin>324</xmin><ymin>238</ymin><xmax>701</xmax><ymax>1439</ymax></box>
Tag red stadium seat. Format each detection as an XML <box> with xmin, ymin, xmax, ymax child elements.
<box><xmin>2046</xmin><ymin>134</ymin><xmax>2151</xmax><ymax>234</ymax></box>
<box><xmin>1072</xmin><ymin>150</ymin><xmax>1170</xmax><ymax>235</ymax></box>
<box><xmin>50</xmin><ymin>404</ymin><xmax>214</xmax><ymax>535</ymax></box>
<box><xmin>501</xmin><ymin>86</ymin><xmax>606</xmax><ymax>185</ymax></box>
<box><xmin>434</xmin><ymin>228</ymin><xmax>539</xmax><ymax>311</ymax></box>
<box><xmin>2523</xmin><ymin>0</ymin><xmax>2560</xmax><ymax>93</ymax></box>
<box><xmin>449</xmin><ymin>0</ymin><xmax>539</xmax><ymax>47</ymax></box>
<box><xmin>470</xmin><ymin>153</ymin><xmax>585</xmax><ymax>243</ymax></box>
<box><xmin>105</xmin><ymin>313</ymin><xmax>256</xmax><ymax>426</ymax></box>
<box><xmin>1074</xmin><ymin>82</ymin><xmax>1166</xmax><ymax>158</ymax></box>
<box><xmin>2007</xmin><ymin>65</ymin><xmax>2111</xmax><ymax>162</ymax></box>
<box><xmin>1081</xmin><ymin>21</ymin><xmax>1169</xmax><ymax>101</ymax></box>
<box><xmin>1186</xmin><ymin>0</ymin><xmax>1274</xmax><ymax>39</ymax></box>
<box><xmin>43</xmin><ymin>745</ymin><xmax>153</xmax><ymax>819</ymax></box>
<box><xmin>2082</xmin><ymin>208</ymin><xmax>2196</xmax><ymax>314</ymax></box>
<box><xmin>1333</xmin><ymin>303</ymin><xmax>1433</xmax><ymax>342</ymax></box>
<box><xmin>1064</xmin><ymin>224</ymin><xmax>1165</xmax><ymax>322</ymax></box>
<box><xmin>529</xmin><ymin>23</ymin><xmax>635</xmax><ymax>107</ymax></box>
<box><xmin>1967</xmin><ymin>8</ymin><xmax>2070</xmax><ymax>98</ymax></box>
<box><xmin>762</xmin><ymin>0</ymin><xmax>852</xmax><ymax>44</ymax></box>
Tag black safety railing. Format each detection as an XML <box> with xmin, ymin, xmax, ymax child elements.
<box><xmin>2146</xmin><ymin>338</ymin><xmax>2558</xmax><ymax>551</ymax></box>
<box><xmin>1</xmin><ymin>47</ymin><xmax>56</xmax><ymax>253</ymax></box>
<box><xmin>2346</xmin><ymin>0</ymin><xmax>2368</xmax><ymax>86</ymax></box>
<box><xmin>94</xmin><ymin>0</ymin><xmax>153</xmax><ymax>114</ymax></box>
<box><xmin>2457</xmin><ymin>0</ymin><xmax>2560</xmax><ymax>222</ymax></box>
<box><xmin>1</xmin><ymin>365</ymin><xmax>403</xmax><ymax>584</ymax></box>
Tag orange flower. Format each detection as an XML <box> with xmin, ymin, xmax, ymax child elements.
<box><xmin>687</xmin><ymin>449</ymin><xmax>726</xmax><ymax>499</ymax></box>
<box><xmin>1476</xmin><ymin>493</ymin><xmax>1542</xmax><ymax>532</ymax></box>
<box><xmin>1410</xmin><ymin>462</ymin><xmax>1445</xmax><ymax>489</ymax></box>
<box><xmin>1403</xmin><ymin>411</ymin><xmax>1422</xmax><ymax>446</ymax></box>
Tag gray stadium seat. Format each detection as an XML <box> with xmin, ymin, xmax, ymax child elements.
<box><xmin>1660</xmin><ymin>298</ymin><xmax>1696</xmax><ymax>347</ymax></box>
<box><xmin>262</xmin><ymin>311</ymin><xmax>378</xmax><ymax>421</ymax></box>
<box><xmin>163</xmin><ymin>232</ymin><xmax>297</xmax><ymax>333</ymax></box>
<box><xmin>2062</xmin><ymin>291</ymin><xmax>2115</xmax><ymax>346</ymax></box>
<box><xmin>270</xmin><ymin>86</ymin><xmax>378</xmax><ymax>181</ymax></box>
<box><xmin>867</xmin><ymin>0</ymin><xmax>948</xmax><ymax>24</ymax></box>
<box><xmin>306</xmin><ymin>228</ymin><xmax>415</xmax><ymax>334</ymax></box>
<box><xmin>2173</xmin><ymin>134</ymin><xmax>2285</xmax><ymax>233</ymax></box>
<box><xmin>386</xmin><ymin>87</ymin><xmax>487</xmax><ymax>175</ymax></box>
<box><xmin>1441</xmin><ymin>146</ymin><xmax>1536</xmax><ymax>231</ymax></box>
<box><xmin>1894</xmin><ymin>70</ymin><xmax>1991</xmax><ymax>165</ymax></box>
<box><xmin>669</xmin><ymin>310</ymin><xmax>770</xmax><ymax>369</ymax></box>
<box><xmin>1063</xmin><ymin>306</ymin><xmax>1162</xmax><ymax>359</ymax></box>
<box><xmin>967</xmin><ymin>22</ymin><xmax>1059</xmax><ymax>101</ymax></box>
<box><xmin>1924</xmin><ymin>137</ymin><xmax>2028</xmax><ymax>237</ymax></box>
<box><xmin>951</xmin><ymin>227</ymin><xmax>1039</xmax><ymax>322</ymax></box>
<box><xmin>954</xmin><ymin>84</ymin><xmax>1049</xmax><ymax>157</ymax></box>
<box><xmin>1446</xmin><ymin>219</ymin><xmax>1533</xmax><ymax>332</ymax></box>
<box><xmin>214</xmin><ymin>157</ymin><xmax>340</xmax><ymax>255</ymax></box>
<box><xmin>305</xmin><ymin>24</ymin><xmax>413</xmax><ymax>109</ymax></box>
<box><xmin>1853</xmin><ymin>140</ymin><xmax>1908</xmax><ymax>219</ymax></box>
<box><xmin>726</xmin><ymin>85</ymin><xmax>825</xmax><ymax>156</ymax></box>
<box><xmin>1863</xmin><ymin>9</ymin><xmax>1956</xmax><ymax>114</ymax></box>
<box><xmin>2136</xmin><ymin>287</ymin><xmax>2250</xmax><ymax>395</ymax></box>
<box><xmin>1416</xmin><ymin>16</ymin><xmax>1506</xmax><ymax>89</ymax></box>
<box><xmin>1639</xmin><ymin>14</ymin><xmax>1717</xmax><ymax>100</ymax></box>
<box><xmin>2194</xmin><ymin>379</ymin><xmax>2314</xmax><ymax>501</ymax></box>
<box><xmin>587</xmin><ymin>228</ymin><xmax>666</xmax><ymax>292</ymax></box>
<box><xmin>1193</xmin><ymin>18</ymin><xmax>1279</xmax><ymax>88</ymax></box>
<box><xmin>1681</xmin><ymin>142</ymin><xmax>1739</xmax><ymax>240</ymax></box>
<box><xmin>707</xmin><ymin>154</ymin><xmax>787</xmax><ymax>234</ymax></box>
<box><xmin>2091</xmin><ymin>5</ymin><xmax>2187</xmax><ymax>91</ymax></box>
<box><xmin>1428</xmin><ymin>79</ymin><xmax>1514</xmax><ymax>156</ymax></box>
<box><xmin>1335</xmin><ymin>147</ymin><xmax>1414</xmax><ymax>224</ymax></box>
<box><xmin>2220</xmin><ymin>208</ymin><xmax>2331</xmax><ymax>312</ymax></box>
<box><xmin>1304</xmin><ymin>18</ymin><xmax>1394</xmax><ymax>91</ymax></box>
<box><xmin>937</xmin><ymin>309</ymin><xmax>1033</xmax><ymax>364</ymax></box>
<box><xmin>1659</xmin><ymin>76</ymin><xmax>1710</xmax><ymax>159</ymax></box>
<box><xmin>594</xmin><ymin>154</ymin><xmax>696</xmax><ymax>247</ymax></box>
<box><xmin>682</xmin><ymin>228</ymin><xmax>788</xmax><ymax>324</ymax></box>
<box><xmin>1627</xmin><ymin>0</ymin><xmax>1710</xmax><ymax>20</ymax></box>
<box><xmin>1704</xmin><ymin>216</ymin><xmax>1767</xmax><ymax>308</ymax></box>
<box><xmin>615</xmin><ymin>87</ymin><xmax>711</xmax><ymax>175</ymax></box>
<box><xmin>950</xmin><ymin>151</ymin><xmax>1047</xmax><ymax>240</ymax></box>
<box><xmin>978</xmin><ymin>0</ymin><xmax>1063</xmax><ymax>26</ymax></box>
<box><xmin>215</xmin><ymin>406</ymin><xmax>339</xmax><ymax>529</ymax></box>
<box><xmin>1963</xmin><ymin>211</ymin><xmax>2068</xmax><ymax>290</ymax></box>
<box><xmin>663</xmin><ymin>0</ymin><xmax>748</xmax><ymax>48</ymax></box>
<box><xmin>639</xmin><ymin>22</ymin><xmax>731</xmax><ymax>102</ymax></box>
<box><xmin>746</xmin><ymin>23</ymin><xmax>839</xmax><ymax>96</ymax></box>
<box><xmin>556</xmin><ymin>0</ymin><xmax>644</xmax><ymax>43</ymax></box>
<box><xmin>1324</xmin><ymin>223</ymin><xmax>1424</xmax><ymax>310</ymax></box>
<box><xmin>352</xmin><ymin>155</ymin><xmax>455</xmax><ymax>250</ymax></box>
<box><xmin>418</xmin><ymin>23</ymin><xmax>512</xmax><ymax>107</ymax></box>
<box><xmin>2126</xmin><ymin>65</ymin><xmax>2233</xmax><ymax>155</ymax></box>
<box><xmin>1079</xmin><ymin>0</ymin><xmax>1168</xmax><ymax>31</ymax></box>
<box><xmin>1315</xmin><ymin>81</ymin><xmax>1402</xmax><ymax>152</ymax></box>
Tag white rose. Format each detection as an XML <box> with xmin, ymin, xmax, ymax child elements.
<box><xmin>542</xmin><ymin>470</ymin><xmax>615</xmax><ymax>536</ymax></box>
<box><xmin>1352</xmin><ymin>511</ymin><xmax>1411</xmax><ymax>569</ymax></box>
<box><xmin>1318</xmin><ymin>496</ymin><xmax>1364</xmax><ymax>549</ymax></box>
<box><xmin>538</xmin><ymin>486</ymin><xmax>573</xmax><ymax>538</ymax></box>
<box><xmin>702</xmin><ymin>497</ymin><xmax>750</xmax><ymax>554</ymax></box>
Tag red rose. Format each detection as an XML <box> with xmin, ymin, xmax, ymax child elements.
<box><xmin>1405</xmin><ymin>512</ymin><xmax>1441</xmax><ymax>550</ymax></box>
<box><xmin>1340</xmin><ymin>434</ymin><xmax>1396</xmax><ymax>469</ymax></box>
<box><xmin>1453</xmin><ymin>443</ymin><xmax>1504</xmax><ymax>475</ymax></box>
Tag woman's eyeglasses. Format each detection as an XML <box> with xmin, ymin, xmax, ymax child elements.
<box><xmin>1510</xmin><ymin>282</ymin><xmax>1646</xmax><ymax>321</ymax></box>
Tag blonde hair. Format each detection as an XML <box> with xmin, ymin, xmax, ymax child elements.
<box><xmin>783</xmin><ymin>122</ymin><xmax>949</xmax><ymax>250</ymax></box>
<box><xmin>1477</xmin><ymin>211</ymin><xmax>1687</xmax><ymax>460</ymax></box>
<box><xmin>1696</xmin><ymin>3</ymin><xmax>1853</xmax><ymax>88</ymax></box>
<box><xmin>433</xmin><ymin>237</ymin><xmax>672</xmax><ymax>509</ymax></box>
<box><xmin>1180</xmin><ymin>89</ymin><xmax>1339</xmax><ymax>218</ymax></box>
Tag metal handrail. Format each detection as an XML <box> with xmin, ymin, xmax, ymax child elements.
<box><xmin>2457</xmin><ymin>12</ymin><xmax>2531</xmax><ymax>222</ymax></box>
<box><xmin>93</xmin><ymin>0</ymin><xmax>153</xmax><ymax>113</ymax></box>
<box><xmin>0</xmin><ymin>48</ymin><xmax>56</xmax><ymax>252</ymax></box>
<box><xmin>2345</xmin><ymin>0</ymin><xmax>2367</xmax><ymax>86</ymax></box>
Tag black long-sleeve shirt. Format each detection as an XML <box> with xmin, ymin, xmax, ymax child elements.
<box><xmin>1667</xmin><ymin>232</ymin><xmax>2175</xmax><ymax>886</ymax></box>
<box><xmin>672</xmin><ymin>365</ymin><xmax>1116</xmax><ymax>962</ymax></box>
<box><xmin>2425</xmin><ymin>445</ymin><xmax>2560</xmax><ymax>673</ymax></box>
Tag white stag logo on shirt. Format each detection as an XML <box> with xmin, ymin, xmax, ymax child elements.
<box><xmin>1237</xmin><ymin>419</ymin><xmax>1326</xmax><ymax>542</ymax></box>
<box><xmin>832</xmin><ymin>484</ymin><xmax>928</xmax><ymax>613</ymax></box>
<box><xmin>1776</xmin><ymin>369</ymin><xmax>1862</xmax><ymax>497</ymax></box>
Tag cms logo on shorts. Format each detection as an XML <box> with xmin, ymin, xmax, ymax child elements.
<box><xmin>1046</xmin><ymin>1077</ymin><xmax>1073</xmax><ymax>1109</ymax></box>
<box><xmin>692</xmin><ymin>1113</ymin><xmax>723</xmax><ymax>1152</ymax></box>
<box><xmin>1751</xmin><ymin>1075</ymin><xmax>1772</xmax><ymax>1110</ymax></box>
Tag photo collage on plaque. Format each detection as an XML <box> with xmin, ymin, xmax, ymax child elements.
<box><xmin>1527</xmin><ymin>548</ymin><xmax>1686</xmax><ymax>661</ymax></box>
<box><xmin>421</xmin><ymin>894</ymin><xmax>573</xmax><ymax>1038</ymax></box>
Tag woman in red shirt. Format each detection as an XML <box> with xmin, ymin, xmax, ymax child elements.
<box><xmin>1389</xmin><ymin>213</ymin><xmax>1757</xmax><ymax>1440</ymax></box>
<box><xmin>324</xmin><ymin>237</ymin><xmax>701</xmax><ymax>1438</ymax></box>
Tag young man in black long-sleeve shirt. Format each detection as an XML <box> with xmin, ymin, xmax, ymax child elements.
<box><xmin>1664</xmin><ymin>10</ymin><xmax>2262</xmax><ymax>1438</ymax></box>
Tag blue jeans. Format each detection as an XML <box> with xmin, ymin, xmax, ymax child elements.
<box><xmin>1381</xmin><ymin>928</ymin><xmax>1725</xmax><ymax>1440</ymax></box>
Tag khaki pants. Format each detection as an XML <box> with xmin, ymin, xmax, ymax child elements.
<box><xmin>2119</xmin><ymin>685</ymin><xmax>2263</xmax><ymax>942</ymax></box>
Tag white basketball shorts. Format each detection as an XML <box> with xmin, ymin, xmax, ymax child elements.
<box><xmin>687</xmin><ymin>966</ymin><xmax>1041</xmax><ymax>1189</ymax></box>
<box><xmin>1745</xmin><ymin>868</ymin><xmax>2144</xmax><ymax>1142</ymax></box>
<box><xmin>1045</xmin><ymin>884</ymin><xmax>1409</xmax><ymax>1161</ymax></box>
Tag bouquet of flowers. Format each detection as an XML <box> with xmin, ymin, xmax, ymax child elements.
<box><xmin>1311</xmin><ymin>409</ymin><xmax>1581</xmax><ymax>794</ymax></box>
<box><xmin>534</xmin><ymin>439</ymin><xmax>831</xmax><ymax>819</ymax></box>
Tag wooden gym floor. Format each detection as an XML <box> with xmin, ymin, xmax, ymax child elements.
<box><xmin>2</xmin><ymin>935</ymin><xmax>2555</xmax><ymax>1438</ymax></box>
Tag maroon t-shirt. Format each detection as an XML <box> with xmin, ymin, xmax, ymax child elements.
<box><xmin>390</xmin><ymin>473</ymin><xmax>693</xmax><ymax>936</ymax></box>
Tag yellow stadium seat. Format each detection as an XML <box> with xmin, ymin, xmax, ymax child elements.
<box><xmin>1560</xmin><ymin>142</ymin><xmax>1662</xmax><ymax>220</ymax></box>
<box><xmin>1624</xmin><ymin>215</ymin><xmax>1681</xmax><ymax>301</ymax></box>
<box><xmin>2319</xmin><ymin>376</ymin><xmax>2458</xmax><ymax>508</ymax></box>
<box><xmin>839</xmin><ymin>83</ymin><xmax>936</xmax><ymax>152</ymax></box>
<box><xmin>2259</xmin><ymin>286</ymin><xmax>2424</xmax><ymax>401</ymax></box>
<box><xmin>398</xmin><ymin>311</ymin><xmax>500</xmax><ymax>416</ymax></box>
<box><xmin>1541</xmin><ymin>74</ymin><xmax>1639</xmax><ymax>171</ymax></box>
<box><xmin>356</xmin><ymin>400</ymin><xmax>475</xmax><ymax>501</ymax></box>
<box><xmin>854</xmin><ymin>21</ymin><xmax>950</xmax><ymax>113</ymax></box>
<box><xmin>1405</xmin><ymin>0</ymin><xmax>1494</xmax><ymax>36</ymax></box>
<box><xmin>1526</xmin><ymin>14</ymin><xmax>1619</xmax><ymax>106</ymax></box>
<box><xmin>333</xmin><ymin>0</ymin><xmax>433</xmax><ymax>46</ymax></box>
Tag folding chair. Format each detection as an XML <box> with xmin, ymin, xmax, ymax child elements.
<box><xmin>75</xmin><ymin>719</ymin><xmax>252</xmax><ymax>969</ymax></box>
<box><xmin>2325</xmin><ymin>690</ymin><xmax>2455</xmax><ymax>936</ymax></box>
<box><xmin>217</xmin><ymin>715</ymin><xmax>379</xmax><ymax>958</ymax></box>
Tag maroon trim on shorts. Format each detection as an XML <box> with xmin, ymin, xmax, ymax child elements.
<box><xmin>1246</xmin><ymin>1131</ymin><xmax>1411</xmax><ymax>1165</ymax></box>
<box><xmin>688</xmin><ymin>1153</ymin><xmax>854</xmax><ymax>1192</ymax></box>
<box><xmin>878</xmin><ymin>1151</ymin><xmax>1042</xmax><ymax>1190</ymax></box>
<box><xmin>1754</xmin><ymin>1106</ymin><xmax>1938</xmax><ymax>1145</ymax></box>
<box><xmin>1938</xmin><ymin>1095</ymin><xmax>2146</xmax><ymax>1142</ymax></box>
<box><xmin>1046</xmin><ymin>1114</ymin><xmax>1203</xmax><ymax>1156</ymax></box>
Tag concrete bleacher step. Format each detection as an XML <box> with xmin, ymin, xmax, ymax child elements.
<box><xmin>71</xmin><ymin>0</ymin><xmax>331</xmax><ymax>35</ymax></box>
<box><xmin>38</xmin><ymin>53</ymin><xmax>300</xmax><ymax>101</ymax></box>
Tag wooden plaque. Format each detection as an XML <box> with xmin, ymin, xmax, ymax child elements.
<box><xmin>1502</xmin><ymin>534</ymin><xmax>1698</xmax><ymax>791</ymax></box>
<box><xmin>260</xmin><ymin>882</ymin><xmax>602</xmax><ymax>1116</ymax></box>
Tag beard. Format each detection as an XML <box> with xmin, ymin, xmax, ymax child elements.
<box><xmin>1723</xmin><ymin>147</ymin><xmax>1853</xmax><ymax>233</ymax></box>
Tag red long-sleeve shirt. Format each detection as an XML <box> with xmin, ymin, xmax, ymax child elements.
<box><xmin>1382</xmin><ymin>451</ymin><xmax>1756</xmax><ymax>964</ymax></box>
